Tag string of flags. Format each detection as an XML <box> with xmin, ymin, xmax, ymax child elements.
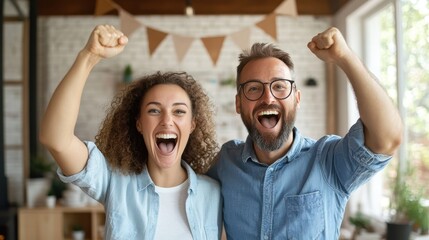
<box><xmin>95</xmin><ymin>0</ymin><xmax>298</xmax><ymax>65</ymax></box>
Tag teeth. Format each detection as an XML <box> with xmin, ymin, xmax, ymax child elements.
<box><xmin>258</xmin><ymin>110</ymin><xmax>279</xmax><ymax>116</ymax></box>
<box><xmin>156</xmin><ymin>134</ymin><xmax>177</xmax><ymax>139</ymax></box>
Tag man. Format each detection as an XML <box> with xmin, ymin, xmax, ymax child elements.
<box><xmin>207</xmin><ymin>27</ymin><xmax>402</xmax><ymax>239</ymax></box>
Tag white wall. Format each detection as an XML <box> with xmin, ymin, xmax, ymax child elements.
<box><xmin>5</xmin><ymin>14</ymin><xmax>332</xmax><ymax>205</ymax></box>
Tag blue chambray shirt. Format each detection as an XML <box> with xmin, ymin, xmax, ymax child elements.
<box><xmin>207</xmin><ymin>119</ymin><xmax>391</xmax><ymax>240</ymax></box>
<box><xmin>58</xmin><ymin>141</ymin><xmax>222</xmax><ymax>240</ymax></box>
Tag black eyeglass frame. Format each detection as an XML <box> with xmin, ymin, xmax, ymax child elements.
<box><xmin>238</xmin><ymin>79</ymin><xmax>296</xmax><ymax>101</ymax></box>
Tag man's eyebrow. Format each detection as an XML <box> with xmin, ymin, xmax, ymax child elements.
<box><xmin>243</xmin><ymin>77</ymin><xmax>290</xmax><ymax>82</ymax></box>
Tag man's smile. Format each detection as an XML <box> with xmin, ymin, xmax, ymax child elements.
<box><xmin>257</xmin><ymin>110</ymin><xmax>280</xmax><ymax>129</ymax></box>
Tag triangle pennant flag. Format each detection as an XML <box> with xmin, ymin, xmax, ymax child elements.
<box><xmin>95</xmin><ymin>0</ymin><xmax>116</xmax><ymax>16</ymax></box>
<box><xmin>274</xmin><ymin>0</ymin><xmax>298</xmax><ymax>16</ymax></box>
<box><xmin>119</xmin><ymin>9</ymin><xmax>142</xmax><ymax>37</ymax></box>
<box><xmin>146</xmin><ymin>27</ymin><xmax>169</xmax><ymax>56</ymax></box>
<box><xmin>255</xmin><ymin>13</ymin><xmax>277</xmax><ymax>41</ymax></box>
<box><xmin>230</xmin><ymin>28</ymin><xmax>251</xmax><ymax>50</ymax></box>
<box><xmin>172</xmin><ymin>34</ymin><xmax>195</xmax><ymax>63</ymax></box>
<box><xmin>201</xmin><ymin>36</ymin><xmax>226</xmax><ymax>66</ymax></box>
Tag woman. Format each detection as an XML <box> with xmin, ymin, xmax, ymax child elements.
<box><xmin>39</xmin><ymin>24</ymin><xmax>222</xmax><ymax>240</ymax></box>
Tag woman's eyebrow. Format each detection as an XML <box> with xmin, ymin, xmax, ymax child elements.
<box><xmin>146</xmin><ymin>102</ymin><xmax>189</xmax><ymax>108</ymax></box>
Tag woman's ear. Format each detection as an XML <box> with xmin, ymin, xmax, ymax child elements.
<box><xmin>136</xmin><ymin>121</ymin><xmax>142</xmax><ymax>134</ymax></box>
<box><xmin>191</xmin><ymin>118</ymin><xmax>196</xmax><ymax>133</ymax></box>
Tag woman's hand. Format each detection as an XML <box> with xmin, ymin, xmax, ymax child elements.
<box><xmin>83</xmin><ymin>24</ymin><xmax>128</xmax><ymax>60</ymax></box>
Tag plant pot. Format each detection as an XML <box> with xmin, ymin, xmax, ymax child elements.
<box><xmin>72</xmin><ymin>230</ymin><xmax>85</xmax><ymax>240</ymax></box>
<box><xmin>45</xmin><ymin>195</ymin><xmax>56</xmax><ymax>208</ymax></box>
<box><xmin>386</xmin><ymin>222</ymin><xmax>412</xmax><ymax>240</ymax></box>
<box><xmin>26</xmin><ymin>178</ymin><xmax>50</xmax><ymax>207</ymax></box>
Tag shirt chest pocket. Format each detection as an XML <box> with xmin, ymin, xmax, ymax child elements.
<box><xmin>285</xmin><ymin>191</ymin><xmax>325</xmax><ymax>239</ymax></box>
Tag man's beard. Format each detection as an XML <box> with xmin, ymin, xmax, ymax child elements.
<box><xmin>242</xmin><ymin>104</ymin><xmax>296</xmax><ymax>151</ymax></box>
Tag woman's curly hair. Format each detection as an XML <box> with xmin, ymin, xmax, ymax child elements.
<box><xmin>95</xmin><ymin>71</ymin><xmax>218</xmax><ymax>174</ymax></box>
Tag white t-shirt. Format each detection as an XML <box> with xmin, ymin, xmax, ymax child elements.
<box><xmin>153</xmin><ymin>179</ymin><xmax>193</xmax><ymax>240</ymax></box>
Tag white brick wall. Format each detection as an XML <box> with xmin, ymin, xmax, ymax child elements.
<box><xmin>4</xmin><ymin>14</ymin><xmax>331</xmax><ymax>204</ymax></box>
<box><xmin>4</xmin><ymin>22</ymin><xmax>25</xmax><ymax>205</ymax></box>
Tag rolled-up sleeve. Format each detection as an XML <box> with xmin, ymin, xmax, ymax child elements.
<box><xmin>319</xmin><ymin>119</ymin><xmax>392</xmax><ymax>195</ymax></box>
<box><xmin>57</xmin><ymin>141</ymin><xmax>111</xmax><ymax>203</ymax></box>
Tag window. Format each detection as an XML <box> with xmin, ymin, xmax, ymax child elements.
<box><xmin>362</xmin><ymin>0</ymin><xmax>429</xmax><ymax>216</ymax></box>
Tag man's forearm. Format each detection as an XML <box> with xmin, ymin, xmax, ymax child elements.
<box><xmin>339</xmin><ymin>53</ymin><xmax>402</xmax><ymax>155</ymax></box>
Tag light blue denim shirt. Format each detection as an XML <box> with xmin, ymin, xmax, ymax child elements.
<box><xmin>207</xmin><ymin>119</ymin><xmax>391</xmax><ymax>240</ymax></box>
<box><xmin>58</xmin><ymin>141</ymin><xmax>222</xmax><ymax>240</ymax></box>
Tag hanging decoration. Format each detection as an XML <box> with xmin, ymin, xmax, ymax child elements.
<box><xmin>274</xmin><ymin>0</ymin><xmax>298</xmax><ymax>16</ymax></box>
<box><xmin>171</xmin><ymin>34</ymin><xmax>195</xmax><ymax>62</ymax></box>
<box><xmin>230</xmin><ymin>27</ymin><xmax>251</xmax><ymax>50</ymax></box>
<box><xmin>119</xmin><ymin>9</ymin><xmax>142</xmax><ymax>37</ymax></box>
<box><xmin>255</xmin><ymin>13</ymin><xmax>278</xmax><ymax>41</ymax></box>
<box><xmin>94</xmin><ymin>0</ymin><xmax>298</xmax><ymax>66</ymax></box>
<box><xmin>95</xmin><ymin>0</ymin><xmax>117</xmax><ymax>16</ymax></box>
<box><xmin>201</xmin><ymin>36</ymin><xmax>226</xmax><ymax>66</ymax></box>
<box><xmin>146</xmin><ymin>27</ymin><xmax>169</xmax><ymax>55</ymax></box>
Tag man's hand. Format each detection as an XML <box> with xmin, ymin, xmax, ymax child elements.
<box><xmin>307</xmin><ymin>27</ymin><xmax>352</xmax><ymax>65</ymax></box>
<box><xmin>83</xmin><ymin>24</ymin><xmax>128</xmax><ymax>60</ymax></box>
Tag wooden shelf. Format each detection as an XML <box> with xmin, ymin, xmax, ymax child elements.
<box><xmin>18</xmin><ymin>204</ymin><xmax>105</xmax><ymax>240</ymax></box>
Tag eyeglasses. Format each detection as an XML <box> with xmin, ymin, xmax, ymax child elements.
<box><xmin>238</xmin><ymin>79</ymin><xmax>295</xmax><ymax>101</ymax></box>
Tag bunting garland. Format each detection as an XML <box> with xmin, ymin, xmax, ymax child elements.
<box><xmin>255</xmin><ymin>13</ymin><xmax>278</xmax><ymax>40</ymax></box>
<box><xmin>230</xmin><ymin>27</ymin><xmax>252</xmax><ymax>50</ymax></box>
<box><xmin>94</xmin><ymin>0</ymin><xmax>297</xmax><ymax>65</ymax></box>
<box><xmin>95</xmin><ymin>0</ymin><xmax>116</xmax><ymax>16</ymax></box>
<box><xmin>146</xmin><ymin>27</ymin><xmax>169</xmax><ymax>56</ymax></box>
<box><xmin>171</xmin><ymin>34</ymin><xmax>195</xmax><ymax>62</ymax></box>
<box><xmin>274</xmin><ymin>0</ymin><xmax>298</xmax><ymax>16</ymax></box>
<box><xmin>119</xmin><ymin>9</ymin><xmax>142</xmax><ymax>37</ymax></box>
<box><xmin>201</xmin><ymin>36</ymin><xmax>226</xmax><ymax>66</ymax></box>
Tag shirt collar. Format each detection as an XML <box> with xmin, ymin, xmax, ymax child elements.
<box><xmin>136</xmin><ymin>160</ymin><xmax>198</xmax><ymax>193</ymax></box>
<box><xmin>242</xmin><ymin>127</ymin><xmax>302</xmax><ymax>164</ymax></box>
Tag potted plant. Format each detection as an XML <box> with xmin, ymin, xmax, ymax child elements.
<box><xmin>26</xmin><ymin>155</ymin><xmax>55</xmax><ymax>207</ymax></box>
<box><xmin>71</xmin><ymin>224</ymin><xmax>85</xmax><ymax>240</ymax></box>
<box><xmin>30</xmin><ymin>154</ymin><xmax>54</xmax><ymax>179</ymax></box>
<box><xmin>45</xmin><ymin>187</ymin><xmax>56</xmax><ymax>208</ymax></box>
<box><xmin>48</xmin><ymin>175</ymin><xmax>66</xmax><ymax>199</ymax></box>
<box><xmin>349</xmin><ymin>211</ymin><xmax>375</xmax><ymax>240</ymax></box>
<box><xmin>45</xmin><ymin>176</ymin><xmax>66</xmax><ymax>208</ymax></box>
<box><xmin>123</xmin><ymin>64</ymin><xmax>133</xmax><ymax>83</ymax></box>
<box><xmin>386</xmin><ymin>181</ymin><xmax>429</xmax><ymax>239</ymax></box>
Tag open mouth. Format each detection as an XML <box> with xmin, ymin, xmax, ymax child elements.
<box><xmin>156</xmin><ymin>133</ymin><xmax>177</xmax><ymax>154</ymax></box>
<box><xmin>257</xmin><ymin>110</ymin><xmax>279</xmax><ymax>129</ymax></box>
